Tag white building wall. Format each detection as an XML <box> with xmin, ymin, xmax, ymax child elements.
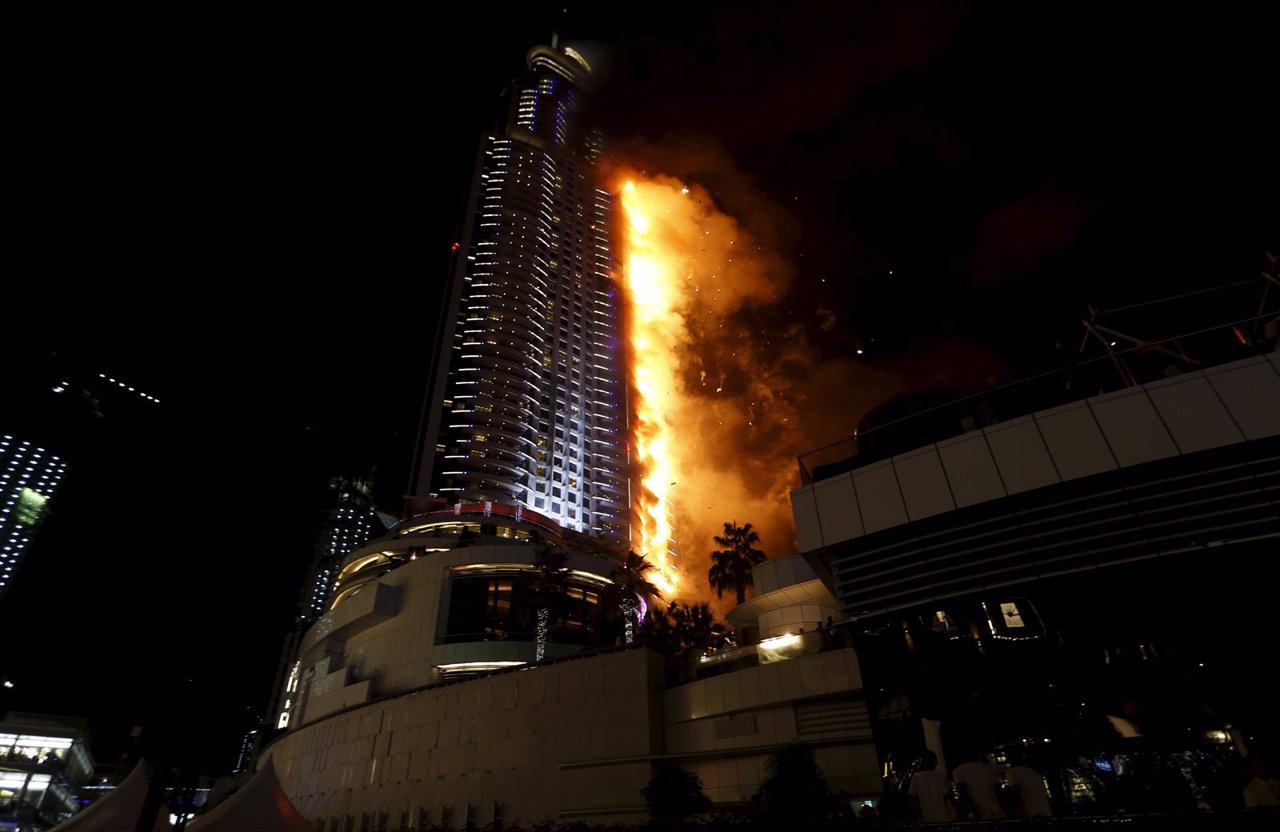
<box><xmin>269</xmin><ymin>649</ymin><xmax>663</xmax><ymax>829</ymax></box>
<box><xmin>294</xmin><ymin>542</ymin><xmax>615</xmax><ymax>725</ymax></box>
<box><xmin>663</xmin><ymin>649</ymin><xmax>880</xmax><ymax>802</ymax></box>
<box><xmin>792</xmin><ymin>352</ymin><xmax>1280</xmax><ymax>551</ymax></box>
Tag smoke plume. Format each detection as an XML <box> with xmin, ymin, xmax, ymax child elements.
<box><xmin>610</xmin><ymin>137</ymin><xmax>1003</xmax><ymax>612</ymax></box>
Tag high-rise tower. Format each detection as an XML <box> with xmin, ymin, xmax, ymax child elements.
<box><xmin>0</xmin><ymin>435</ymin><xmax>67</xmax><ymax>601</ymax></box>
<box><xmin>295</xmin><ymin>476</ymin><xmax>384</xmax><ymax>626</ymax></box>
<box><xmin>415</xmin><ymin>42</ymin><xmax>628</xmax><ymax>545</ymax></box>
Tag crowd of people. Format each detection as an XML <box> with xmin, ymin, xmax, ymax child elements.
<box><xmin>898</xmin><ymin>750</ymin><xmax>1053</xmax><ymax>823</ymax></box>
<box><xmin>878</xmin><ymin>747</ymin><xmax>1280</xmax><ymax>824</ymax></box>
<box><xmin>2</xmin><ymin>745</ymin><xmax>62</xmax><ymax>766</ymax></box>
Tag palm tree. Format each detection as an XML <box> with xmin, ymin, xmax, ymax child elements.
<box><xmin>642</xmin><ymin>761</ymin><xmax>711</xmax><ymax>824</ymax></box>
<box><xmin>670</xmin><ymin>601</ymin><xmax>731</xmax><ymax>653</ymax></box>
<box><xmin>642</xmin><ymin>604</ymin><xmax>682</xmax><ymax>656</ymax></box>
<box><xmin>609</xmin><ymin>550</ymin><xmax>663</xmax><ymax>644</ymax></box>
<box><xmin>708</xmin><ymin>520</ymin><xmax>767</xmax><ymax>605</ymax></box>
<box><xmin>530</xmin><ymin>546</ymin><xmax>570</xmax><ymax>661</ymax></box>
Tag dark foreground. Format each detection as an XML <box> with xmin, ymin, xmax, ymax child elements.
<box><xmin>409</xmin><ymin>808</ymin><xmax>1279</xmax><ymax>831</ymax></box>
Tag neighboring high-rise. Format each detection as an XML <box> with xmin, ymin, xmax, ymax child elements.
<box><xmin>3</xmin><ymin>353</ymin><xmax>158</xmax><ymax>604</ymax></box>
<box><xmin>414</xmin><ymin>41</ymin><xmax>629</xmax><ymax>546</ymax></box>
<box><xmin>0</xmin><ymin>436</ymin><xmax>67</xmax><ymax>601</ymax></box>
<box><xmin>295</xmin><ymin>476</ymin><xmax>384</xmax><ymax>626</ymax></box>
<box><xmin>255</xmin><ymin>476</ymin><xmax>385</xmax><ymax>744</ymax></box>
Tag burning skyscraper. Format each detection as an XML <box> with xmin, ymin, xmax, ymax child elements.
<box><xmin>259</xmin><ymin>41</ymin><xmax>883</xmax><ymax>827</ymax></box>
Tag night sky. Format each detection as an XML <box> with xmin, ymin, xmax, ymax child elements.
<box><xmin>4</xmin><ymin>2</ymin><xmax>1276</xmax><ymax>773</ymax></box>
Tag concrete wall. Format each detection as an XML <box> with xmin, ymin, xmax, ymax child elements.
<box><xmin>269</xmin><ymin>648</ymin><xmax>663</xmax><ymax>829</ymax></box>
<box><xmin>663</xmin><ymin>648</ymin><xmax>880</xmax><ymax>803</ymax></box>
<box><xmin>756</xmin><ymin>603</ymin><xmax>842</xmax><ymax>639</ymax></box>
<box><xmin>294</xmin><ymin>543</ymin><xmax>609</xmax><ymax>725</ymax></box>
<box><xmin>792</xmin><ymin>353</ymin><xmax>1280</xmax><ymax>552</ymax></box>
<box><xmin>272</xmin><ymin>634</ymin><xmax>882</xmax><ymax>827</ymax></box>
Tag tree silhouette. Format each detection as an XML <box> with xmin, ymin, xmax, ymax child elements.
<box><xmin>752</xmin><ymin>743</ymin><xmax>829</xmax><ymax>824</ymax></box>
<box><xmin>530</xmin><ymin>546</ymin><xmax>570</xmax><ymax>661</ymax></box>
<box><xmin>670</xmin><ymin>601</ymin><xmax>731</xmax><ymax>654</ymax></box>
<box><xmin>708</xmin><ymin>520</ymin><xmax>767</xmax><ymax>605</ymax></box>
<box><xmin>642</xmin><ymin>760</ymin><xmax>711</xmax><ymax>824</ymax></box>
<box><xmin>642</xmin><ymin>604</ymin><xmax>683</xmax><ymax>656</ymax></box>
<box><xmin>644</xmin><ymin>602</ymin><xmax>730</xmax><ymax>655</ymax></box>
<box><xmin>609</xmin><ymin>550</ymin><xmax>663</xmax><ymax>644</ymax></box>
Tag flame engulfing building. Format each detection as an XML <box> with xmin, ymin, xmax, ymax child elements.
<box><xmin>413</xmin><ymin>40</ymin><xmax>628</xmax><ymax>546</ymax></box>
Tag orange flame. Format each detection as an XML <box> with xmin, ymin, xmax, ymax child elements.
<box><xmin>614</xmin><ymin>161</ymin><xmax>1007</xmax><ymax>611</ymax></box>
<box><xmin>617</xmin><ymin>171</ymin><xmax>807</xmax><ymax>607</ymax></box>
<box><xmin>620</xmin><ymin>179</ymin><xmax>681</xmax><ymax>597</ymax></box>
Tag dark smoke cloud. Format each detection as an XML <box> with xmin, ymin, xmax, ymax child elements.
<box><xmin>964</xmin><ymin>191</ymin><xmax>1093</xmax><ymax>286</ymax></box>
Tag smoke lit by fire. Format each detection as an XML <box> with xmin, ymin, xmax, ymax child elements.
<box><xmin>618</xmin><ymin>173</ymin><xmax>797</xmax><ymax>603</ymax></box>
<box><xmin>616</xmin><ymin>158</ymin><xmax>1005</xmax><ymax>609</ymax></box>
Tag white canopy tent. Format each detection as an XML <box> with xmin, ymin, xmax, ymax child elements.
<box><xmin>47</xmin><ymin>761</ymin><xmax>171</xmax><ymax>832</ymax></box>
<box><xmin>186</xmin><ymin>756</ymin><xmax>313</xmax><ymax>832</ymax></box>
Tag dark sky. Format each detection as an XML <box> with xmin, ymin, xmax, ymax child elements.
<box><xmin>3</xmin><ymin>1</ymin><xmax>1276</xmax><ymax>773</ymax></box>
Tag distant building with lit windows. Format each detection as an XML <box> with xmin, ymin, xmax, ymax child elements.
<box><xmin>234</xmin><ymin>728</ymin><xmax>259</xmax><ymax>775</ymax></box>
<box><xmin>296</xmin><ymin>477</ymin><xmax>385</xmax><ymax>627</ymax></box>
<box><xmin>260</xmin><ymin>477</ymin><xmax>386</xmax><ymax>745</ymax></box>
<box><xmin>0</xmin><ymin>436</ymin><xmax>66</xmax><ymax>602</ymax></box>
<box><xmin>413</xmin><ymin>39</ymin><xmax>629</xmax><ymax>546</ymax></box>
<box><xmin>0</xmin><ymin>712</ymin><xmax>94</xmax><ymax>831</ymax></box>
<box><xmin>6</xmin><ymin>352</ymin><xmax>160</xmax><ymax>605</ymax></box>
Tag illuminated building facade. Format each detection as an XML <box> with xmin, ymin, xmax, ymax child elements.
<box><xmin>260</xmin><ymin>477</ymin><xmax>386</xmax><ymax>753</ymax></box>
<box><xmin>273</xmin><ymin>504</ymin><xmax>625</xmax><ymax>733</ymax></box>
<box><xmin>234</xmin><ymin>728</ymin><xmax>259</xmax><ymax>775</ymax></box>
<box><xmin>296</xmin><ymin>477</ymin><xmax>384</xmax><ymax>627</ymax></box>
<box><xmin>415</xmin><ymin>41</ymin><xmax>628</xmax><ymax>546</ymax></box>
<box><xmin>264</xmin><ymin>505</ymin><xmax>880</xmax><ymax>827</ymax></box>
<box><xmin>5</xmin><ymin>353</ymin><xmax>161</xmax><ymax>607</ymax></box>
<box><xmin>0</xmin><ymin>712</ymin><xmax>94</xmax><ymax>831</ymax></box>
<box><xmin>0</xmin><ymin>436</ymin><xmax>66</xmax><ymax>602</ymax></box>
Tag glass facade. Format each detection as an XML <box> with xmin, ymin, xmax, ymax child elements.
<box><xmin>0</xmin><ymin>726</ymin><xmax>92</xmax><ymax>830</ymax></box>
<box><xmin>443</xmin><ymin>570</ymin><xmax>608</xmax><ymax>647</ymax></box>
